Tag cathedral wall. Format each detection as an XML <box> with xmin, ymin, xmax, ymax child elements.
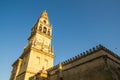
<box><xmin>49</xmin><ymin>50</ymin><xmax>120</xmax><ymax>80</ymax></box>
<box><xmin>49</xmin><ymin>56</ymin><xmax>108</xmax><ymax>80</ymax></box>
<box><xmin>100</xmin><ymin>50</ymin><xmax>120</xmax><ymax>64</ymax></box>
<box><xmin>63</xmin><ymin>50</ymin><xmax>104</xmax><ymax>70</ymax></box>
<box><xmin>62</xmin><ymin>50</ymin><xmax>120</xmax><ymax>71</ymax></box>
<box><xmin>107</xmin><ymin>56</ymin><xmax>120</xmax><ymax>69</ymax></box>
<box><xmin>107</xmin><ymin>58</ymin><xmax>120</xmax><ymax>79</ymax></box>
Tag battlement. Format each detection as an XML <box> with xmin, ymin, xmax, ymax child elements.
<box><xmin>48</xmin><ymin>44</ymin><xmax>120</xmax><ymax>72</ymax></box>
<box><xmin>61</xmin><ymin>44</ymin><xmax>120</xmax><ymax>65</ymax></box>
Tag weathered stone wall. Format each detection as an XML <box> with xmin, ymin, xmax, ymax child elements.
<box><xmin>10</xmin><ymin>59</ymin><xmax>22</xmax><ymax>80</ymax></box>
<box><xmin>48</xmin><ymin>49</ymin><xmax>120</xmax><ymax>80</ymax></box>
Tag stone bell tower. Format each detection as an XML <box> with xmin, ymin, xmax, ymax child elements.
<box><xmin>10</xmin><ymin>10</ymin><xmax>54</xmax><ymax>80</ymax></box>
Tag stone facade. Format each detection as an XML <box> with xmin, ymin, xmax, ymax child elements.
<box><xmin>10</xmin><ymin>11</ymin><xmax>54</xmax><ymax>80</ymax></box>
<box><xmin>10</xmin><ymin>11</ymin><xmax>120</xmax><ymax>80</ymax></box>
<box><xmin>47</xmin><ymin>45</ymin><xmax>120</xmax><ymax>80</ymax></box>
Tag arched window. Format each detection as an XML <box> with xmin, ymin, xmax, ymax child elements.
<box><xmin>39</xmin><ymin>24</ymin><xmax>42</xmax><ymax>31</ymax></box>
<box><xmin>43</xmin><ymin>20</ymin><xmax>46</xmax><ymax>24</ymax></box>
<box><xmin>39</xmin><ymin>27</ymin><xmax>42</xmax><ymax>31</ymax></box>
<box><xmin>48</xmin><ymin>30</ymin><xmax>50</xmax><ymax>36</ymax></box>
<box><xmin>39</xmin><ymin>26</ymin><xmax>42</xmax><ymax>31</ymax></box>
<box><xmin>43</xmin><ymin>27</ymin><xmax>47</xmax><ymax>33</ymax></box>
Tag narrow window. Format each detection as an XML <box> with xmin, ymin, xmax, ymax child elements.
<box><xmin>48</xmin><ymin>29</ymin><xmax>50</xmax><ymax>36</ymax></box>
<box><xmin>39</xmin><ymin>24</ymin><xmax>42</xmax><ymax>31</ymax></box>
<box><xmin>39</xmin><ymin>27</ymin><xmax>42</xmax><ymax>31</ymax></box>
<box><xmin>43</xmin><ymin>27</ymin><xmax>47</xmax><ymax>33</ymax></box>
<box><xmin>43</xmin><ymin>20</ymin><xmax>46</xmax><ymax>24</ymax></box>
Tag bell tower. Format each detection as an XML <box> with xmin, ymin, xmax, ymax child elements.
<box><xmin>27</xmin><ymin>10</ymin><xmax>54</xmax><ymax>70</ymax></box>
<box><xmin>10</xmin><ymin>11</ymin><xmax>54</xmax><ymax>80</ymax></box>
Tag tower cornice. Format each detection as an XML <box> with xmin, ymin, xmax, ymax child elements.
<box><xmin>28</xmin><ymin>30</ymin><xmax>52</xmax><ymax>41</ymax></box>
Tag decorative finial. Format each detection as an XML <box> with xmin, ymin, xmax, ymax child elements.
<box><xmin>59</xmin><ymin>62</ymin><xmax>63</xmax><ymax>70</ymax></box>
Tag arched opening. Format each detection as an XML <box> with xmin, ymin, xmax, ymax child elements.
<box><xmin>39</xmin><ymin>24</ymin><xmax>42</xmax><ymax>31</ymax></box>
<box><xmin>39</xmin><ymin>26</ymin><xmax>42</xmax><ymax>31</ymax></box>
<box><xmin>43</xmin><ymin>27</ymin><xmax>47</xmax><ymax>33</ymax></box>
<box><xmin>43</xmin><ymin>20</ymin><xmax>46</xmax><ymax>24</ymax></box>
<box><xmin>39</xmin><ymin>27</ymin><xmax>42</xmax><ymax>31</ymax></box>
<box><xmin>48</xmin><ymin>30</ymin><xmax>50</xmax><ymax>36</ymax></box>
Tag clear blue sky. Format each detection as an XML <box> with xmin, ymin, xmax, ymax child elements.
<box><xmin>0</xmin><ymin>0</ymin><xmax>120</xmax><ymax>80</ymax></box>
